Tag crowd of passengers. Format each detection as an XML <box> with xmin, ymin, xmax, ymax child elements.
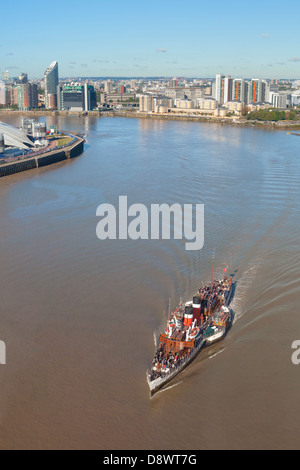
<box><xmin>198</xmin><ymin>279</ymin><xmax>230</xmax><ymax>312</ymax></box>
<box><xmin>150</xmin><ymin>279</ymin><xmax>231</xmax><ymax>381</ymax></box>
<box><xmin>150</xmin><ymin>347</ymin><xmax>193</xmax><ymax>381</ymax></box>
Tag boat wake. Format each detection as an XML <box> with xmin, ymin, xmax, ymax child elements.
<box><xmin>230</xmin><ymin>262</ymin><xmax>260</xmax><ymax>325</ymax></box>
<box><xmin>154</xmin><ymin>380</ymin><xmax>183</xmax><ymax>396</ymax></box>
<box><xmin>208</xmin><ymin>348</ymin><xmax>225</xmax><ymax>359</ymax></box>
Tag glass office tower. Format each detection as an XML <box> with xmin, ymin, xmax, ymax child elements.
<box><xmin>44</xmin><ymin>61</ymin><xmax>59</xmax><ymax>108</ymax></box>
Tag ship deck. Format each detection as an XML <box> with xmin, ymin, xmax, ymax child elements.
<box><xmin>148</xmin><ymin>276</ymin><xmax>233</xmax><ymax>391</ymax></box>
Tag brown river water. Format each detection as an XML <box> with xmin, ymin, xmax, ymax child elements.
<box><xmin>0</xmin><ymin>115</ymin><xmax>299</xmax><ymax>450</ymax></box>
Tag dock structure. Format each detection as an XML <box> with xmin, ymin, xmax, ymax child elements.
<box><xmin>0</xmin><ymin>134</ymin><xmax>84</xmax><ymax>178</ymax></box>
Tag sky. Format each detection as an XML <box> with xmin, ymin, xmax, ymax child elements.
<box><xmin>1</xmin><ymin>0</ymin><xmax>300</xmax><ymax>80</ymax></box>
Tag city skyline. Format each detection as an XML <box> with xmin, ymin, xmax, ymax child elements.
<box><xmin>1</xmin><ymin>0</ymin><xmax>300</xmax><ymax>79</ymax></box>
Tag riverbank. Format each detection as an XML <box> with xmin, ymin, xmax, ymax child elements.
<box><xmin>0</xmin><ymin>134</ymin><xmax>84</xmax><ymax>178</ymax></box>
<box><xmin>111</xmin><ymin>110</ymin><xmax>300</xmax><ymax>130</ymax></box>
<box><xmin>0</xmin><ymin>109</ymin><xmax>102</xmax><ymax>118</ymax></box>
<box><xmin>1</xmin><ymin>108</ymin><xmax>300</xmax><ymax>130</ymax></box>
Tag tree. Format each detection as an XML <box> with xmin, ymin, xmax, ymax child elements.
<box><xmin>246</xmin><ymin>108</ymin><xmax>287</xmax><ymax>122</ymax></box>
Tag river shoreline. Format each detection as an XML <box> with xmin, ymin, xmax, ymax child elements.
<box><xmin>0</xmin><ymin>134</ymin><xmax>84</xmax><ymax>178</ymax></box>
<box><xmin>112</xmin><ymin>111</ymin><xmax>300</xmax><ymax>130</ymax></box>
<box><xmin>1</xmin><ymin>109</ymin><xmax>300</xmax><ymax>130</ymax></box>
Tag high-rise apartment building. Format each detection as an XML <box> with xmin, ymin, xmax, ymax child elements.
<box><xmin>233</xmin><ymin>79</ymin><xmax>247</xmax><ymax>103</ymax></box>
<box><xmin>17</xmin><ymin>83</ymin><xmax>38</xmax><ymax>110</ymax></box>
<box><xmin>0</xmin><ymin>81</ymin><xmax>6</xmax><ymax>105</ymax></box>
<box><xmin>5</xmin><ymin>86</ymin><xmax>18</xmax><ymax>106</ymax></box>
<box><xmin>269</xmin><ymin>92</ymin><xmax>288</xmax><ymax>108</ymax></box>
<box><xmin>231</xmin><ymin>78</ymin><xmax>270</xmax><ymax>105</ymax></box>
<box><xmin>248</xmin><ymin>79</ymin><xmax>269</xmax><ymax>104</ymax></box>
<box><xmin>214</xmin><ymin>74</ymin><xmax>233</xmax><ymax>104</ymax></box>
<box><xmin>223</xmin><ymin>76</ymin><xmax>233</xmax><ymax>104</ymax></box>
<box><xmin>44</xmin><ymin>61</ymin><xmax>59</xmax><ymax>108</ymax></box>
<box><xmin>215</xmin><ymin>74</ymin><xmax>225</xmax><ymax>104</ymax></box>
<box><xmin>104</xmin><ymin>80</ymin><xmax>112</xmax><ymax>93</ymax></box>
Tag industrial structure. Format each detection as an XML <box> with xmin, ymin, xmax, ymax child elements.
<box><xmin>0</xmin><ymin>121</ymin><xmax>34</xmax><ymax>151</ymax></box>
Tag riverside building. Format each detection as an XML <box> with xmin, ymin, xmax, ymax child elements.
<box><xmin>0</xmin><ymin>81</ymin><xmax>6</xmax><ymax>106</ymax></box>
<box><xmin>248</xmin><ymin>79</ymin><xmax>269</xmax><ymax>104</ymax></box>
<box><xmin>214</xmin><ymin>74</ymin><xmax>271</xmax><ymax>106</ymax></box>
<box><xmin>44</xmin><ymin>61</ymin><xmax>59</xmax><ymax>109</ymax></box>
<box><xmin>17</xmin><ymin>82</ymin><xmax>38</xmax><ymax>110</ymax></box>
<box><xmin>233</xmin><ymin>79</ymin><xmax>248</xmax><ymax>103</ymax></box>
<box><xmin>139</xmin><ymin>94</ymin><xmax>173</xmax><ymax>113</ymax></box>
<box><xmin>196</xmin><ymin>97</ymin><xmax>218</xmax><ymax>110</ymax></box>
<box><xmin>57</xmin><ymin>83</ymin><xmax>97</xmax><ymax>111</ymax></box>
<box><xmin>214</xmin><ymin>74</ymin><xmax>233</xmax><ymax>105</ymax></box>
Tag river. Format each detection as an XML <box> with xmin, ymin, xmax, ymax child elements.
<box><xmin>0</xmin><ymin>114</ymin><xmax>299</xmax><ymax>449</ymax></box>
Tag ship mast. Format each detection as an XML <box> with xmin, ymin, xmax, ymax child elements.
<box><xmin>168</xmin><ymin>298</ymin><xmax>171</xmax><ymax>322</ymax></box>
<box><xmin>211</xmin><ymin>249</ymin><xmax>215</xmax><ymax>287</ymax></box>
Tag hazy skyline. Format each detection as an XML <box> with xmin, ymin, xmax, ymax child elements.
<box><xmin>1</xmin><ymin>0</ymin><xmax>300</xmax><ymax>79</ymax></box>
